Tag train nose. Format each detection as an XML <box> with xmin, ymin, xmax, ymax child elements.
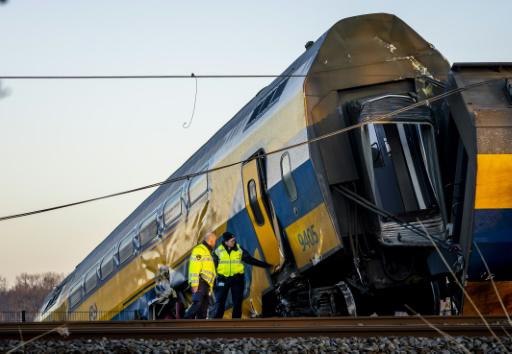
<box><xmin>352</xmin><ymin>94</ymin><xmax>448</xmax><ymax>246</ymax></box>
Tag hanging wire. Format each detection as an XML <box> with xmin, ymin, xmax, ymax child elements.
<box><xmin>182</xmin><ymin>73</ymin><xmax>198</xmax><ymax>129</ymax></box>
<box><xmin>0</xmin><ymin>77</ymin><xmax>501</xmax><ymax>222</ymax></box>
<box><xmin>473</xmin><ymin>241</ymin><xmax>512</xmax><ymax>326</ymax></box>
<box><xmin>418</xmin><ymin>223</ymin><xmax>509</xmax><ymax>353</ymax></box>
<box><xmin>404</xmin><ymin>304</ymin><xmax>472</xmax><ymax>354</ymax></box>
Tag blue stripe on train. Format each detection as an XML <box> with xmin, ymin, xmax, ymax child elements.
<box><xmin>224</xmin><ymin>159</ymin><xmax>323</xmax><ymax>259</ymax></box>
<box><xmin>111</xmin><ymin>159</ymin><xmax>325</xmax><ymax>319</ymax></box>
<box><xmin>221</xmin><ymin>159</ymin><xmax>324</xmax><ymax>304</ymax></box>
<box><xmin>468</xmin><ymin>208</ymin><xmax>512</xmax><ymax>281</ymax></box>
<box><xmin>268</xmin><ymin>159</ymin><xmax>324</xmax><ymax>228</ymax></box>
<box><xmin>112</xmin><ymin>288</ymin><xmax>156</xmax><ymax>320</ymax></box>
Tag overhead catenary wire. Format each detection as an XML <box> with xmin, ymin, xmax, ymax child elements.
<box><xmin>0</xmin><ymin>77</ymin><xmax>501</xmax><ymax>222</ymax></box>
<box><xmin>0</xmin><ymin>74</ymin><xmax>309</xmax><ymax>80</ymax></box>
<box><xmin>0</xmin><ymin>71</ymin><xmax>427</xmax><ymax>80</ymax></box>
<box><xmin>418</xmin><ymin>224</ymin><xmax>509</xmax><ymax>353</ymax></box>
<box><xmin>404</xmin><ymin>304</ymin><xmax>472</xmax><ymax>354</ymax></box>
<box><xmin>473</xmin><ymin>241</ymin><xmax>512</xmax><ymax>326</ymax></box>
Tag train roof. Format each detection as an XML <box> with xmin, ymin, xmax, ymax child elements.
<box><xmin>62</xmin><ymin>13</ymin><xmax>448</xmax><ymax>288</ymax></box>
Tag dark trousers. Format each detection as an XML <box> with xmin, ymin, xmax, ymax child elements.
<box><xmin>184</xmin><ymin>279</ymin><xmax>210</xmax><ymax>319</ymax></box>
<box><xmin>213</xmin><ymin>274</ymin><xmax>245</xmax><ymax>319</ymax></box>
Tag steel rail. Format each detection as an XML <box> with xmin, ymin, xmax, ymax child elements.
<box><xmin>0</xmin><ymin>317</ymin><xmax>511</xmax><ymax>340</ymax></box>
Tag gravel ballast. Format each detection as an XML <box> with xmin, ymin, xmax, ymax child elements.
<box><xmin>1</xmin><ymin>336</ymin><xmax>511</xmax><ymax>353</ymax></box>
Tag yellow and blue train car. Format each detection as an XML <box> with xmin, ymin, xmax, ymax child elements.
<box><xmin>442</xmin><ymin>63</ymin><xmax>512</xmax><ymax>315</ymax></box>
<box><xmin>37</xmin><ymin>13</ymin><xmax>511</xmax><ymax>320</ymax></box>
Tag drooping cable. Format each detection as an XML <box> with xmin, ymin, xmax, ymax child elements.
<box><xmin>332</xmin><ymin>185</ymin><xmax>448</xmax><ymax>249</ymax></box>
<box><xmin>0</xmin><ymin>78</ymin><xmax>501</xmax><ymax>222</ymax></box>
<box><xmin>182</xmin><ymin>73</ymin><xmax>198</xmax><ymax>129</ymax></box>
<box><xmin>472</xmin><ymin>241</ymin><xmax>512</xmax><ymax>326</ymax></box>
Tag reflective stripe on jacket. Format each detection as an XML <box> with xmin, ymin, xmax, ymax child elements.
<box><xmin>188</xmin><ymin>243</ymin><xmax>216</xmax><ymax>287</ymax></box>
<box><xmin>215</xmin><ymin>244</ymin><xmax>244</xmax><ymax>277</ymax></box>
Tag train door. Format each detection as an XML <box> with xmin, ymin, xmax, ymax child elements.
<box><xmin>241</xmin><ymin>154</ymin><xmax>285</xmax><ymax>270</ymax></box>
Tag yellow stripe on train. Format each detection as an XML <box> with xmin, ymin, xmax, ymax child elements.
<box><xmin>475</xmin><ymin>154</ymin><xmax>512</xmax><ymax>209</ymax></box>
<box><xmin>285</xmin><ymin>203</ymin><xmax>341</xmax><ymax>270</ymax></box>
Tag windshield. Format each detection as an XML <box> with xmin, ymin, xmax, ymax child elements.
<box><xmin>366</xmin><ymin>122</ymin><xmax>439</xmax><ymax>219</ymax></box>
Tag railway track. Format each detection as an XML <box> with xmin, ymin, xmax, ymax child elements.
<box><xmin>0</xmin><ymin>316</ymin><xmax>511</xmax><ymax>340</ymax></box>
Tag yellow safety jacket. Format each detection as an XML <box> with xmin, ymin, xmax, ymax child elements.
<box><xmin>215</xmin><ymin>244</ymin><xmax>244</xmax><ymax>277</ymax></box>
<box><xmin>188</xmin><ymin>243</ymin><xmax>216</xmax><ymax>288</ymax></box>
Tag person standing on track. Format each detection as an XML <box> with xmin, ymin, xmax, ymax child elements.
<box><xmin>184</xmin><ymin>232</ymin><xmax>217</xmax><ymax>319</ymax></box>
<box><xmin>212</xmin><ymin>231</ymin><xmax>272</xmax><ymax>319</ymax></box>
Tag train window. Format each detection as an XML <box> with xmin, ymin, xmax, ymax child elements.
<box><xmin>260</xmin><ymin>94</ymin><xmax>273</xmax><ymax>114</ymax></box>
<box><xmin>118</xmin><ymin>233</ymin><xmax>135</xmax><ymax>264</ymax></box>
<box><xmin>271</xmin><ymin>79</ymin><xmax>288</xmax><ymax>104</ymax></box>
<box><xmin>100</xmin><ymin>251</ymin><xmax>116</xmax><ymax>280</ymax></box>
<box><xmin>164</xmin><ymin>192</ymin><xmax>182</xmax><ymax>225</ymax></box>
<box><xmin>189</xmin><ymin>172</ymin><xmax>208</xmax><ymax>205</ymax></box>
<box><xmin>248</xmin><ymin>179</ymin><xmax>264</xmax><ymax>225</ymax></box>
<box><xmin>247</xmin><ymin>79</ymin><xmax>288</xmax><ymax>127</ymax></box>
<box><xmin>280</xmin><ymin>153</ymin><xmax>298</xmax><ymax>202</ymax></box>
<box><xmin>84</xmin><ymin>268</ymin><xmax>98</xmax><ymax>294</ymax></box>
<box><xmin>69</xmin><ymin>282</ymin><xmax>82</xmax><ymax>308</ymax></box>
<box><xmin>366</xmin><ymin>122</ymin><xmax>438</xmax><ymax>216</ymax></box>
<box><xmin>140</xmin><ymin>213</ymin><xmax>158</xmax><ymax>246</ymax></box>
<box><xmin>42</xmin><ymin>286</ymin><xmax>62</xmax><ymax>313</ymax></box>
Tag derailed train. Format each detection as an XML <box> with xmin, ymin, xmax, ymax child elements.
<box><xmin>37</xmin><ymin>13</ymin><xmax>512</xmax><ymax>320</ymax></box>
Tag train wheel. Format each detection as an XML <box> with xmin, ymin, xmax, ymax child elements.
<box><xmin>336</xmin><ymin>281</ymin><xmax>357</xmax><ymax>316</ymax></box>
<box><xmin>355</xmin><ymin>280</ymin><xmax>442</xmax><ymax>316</ymax></box>
<box><xmin>402</xmin><ymin>280</ymin><xmax>441</xmax><ymax>315</ymax></box>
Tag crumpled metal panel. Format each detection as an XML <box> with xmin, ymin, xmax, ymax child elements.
<box><xmin>357</xmin><ymin>95</ymin><xmax>433</xmax><ymax>123</ymax></box>
<box><xmin>303</xmin><ymin>13</ymin><xmax>450</xmax><ymax>244</ymax></box>
<box><xmin>305</xmin><ymin>13</ymin><xmax>450</xmax><ymax>106</ymax></box>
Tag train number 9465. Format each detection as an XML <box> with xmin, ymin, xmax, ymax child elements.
<box><xmin>297</xmin><ymin>225</ymin><xmax>319</xmax><ymax>251</ymax></box>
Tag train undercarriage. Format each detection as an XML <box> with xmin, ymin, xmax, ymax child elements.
<box><xmin>265</xmin><ymin>247</ymin><xmax>462</xmax><ymax>317</ymax></box>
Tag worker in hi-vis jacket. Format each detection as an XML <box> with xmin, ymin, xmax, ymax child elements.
<box><xmin>212</xmin><ymin>231</ymin><xmax>271</xmax><ymax>319</ymax></box>
<box><xmin>184</xmin><ymin>232</ymin><xmax>217</xmax><ymax>319</ymax></box>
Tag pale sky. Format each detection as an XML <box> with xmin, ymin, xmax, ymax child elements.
<box><xmin>0</xmin><ymin>1</ymin><xmax>510</xmax><ymax>285</ymax></box>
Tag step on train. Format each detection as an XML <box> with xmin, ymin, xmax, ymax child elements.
<box><xmin>37</xmin><ymin>13</ymin><xmax>512</xmax><ymax>320</ymax></box>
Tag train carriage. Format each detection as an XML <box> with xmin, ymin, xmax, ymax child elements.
<box><xmin>442</xmin><ymin>63</ymin><xmax>512</xmax><ymax>315</ymax></box>
<box><xmin>37</xmin><ymin>13</ymin><xmax>511</xmax><ymax>321</ymax></box>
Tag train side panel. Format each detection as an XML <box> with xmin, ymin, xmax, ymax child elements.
<box><xmin>445</xmin><ymin>63</ymin><xmax>512</xmax><ymax>315</ymax></box>
<box><xmin>65</xmin><ymin>67</ymin><xmax>338</xmax><ymax>319</ymax></box>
